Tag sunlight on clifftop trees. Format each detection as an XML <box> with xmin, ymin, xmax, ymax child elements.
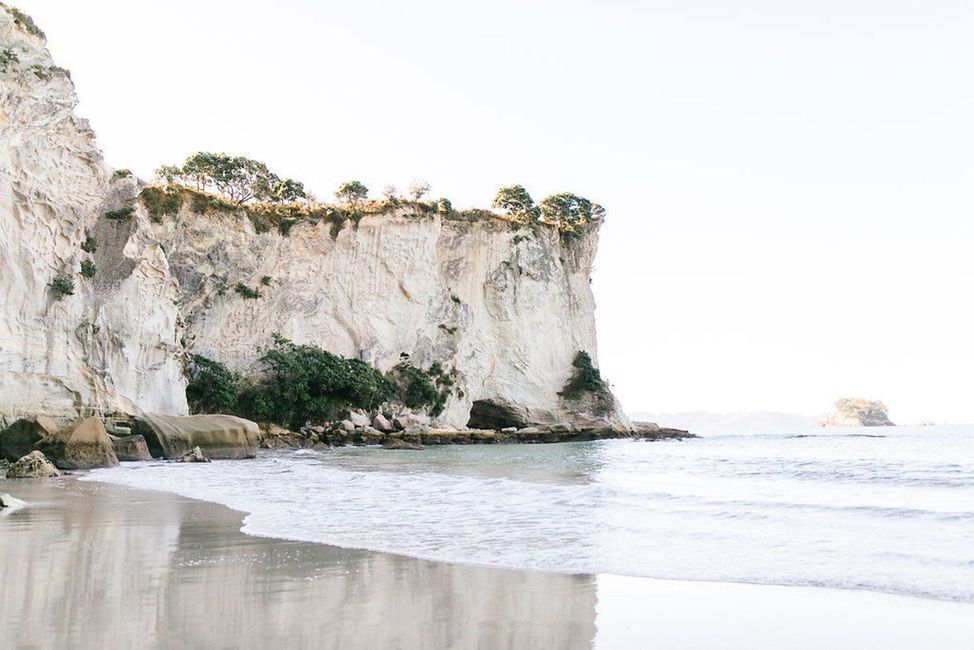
<box><xmin>156</xmin><ymin>152</ymin><xmax>306</xmax><ymax>205</ymax></box>
<box><xmin>146</xmin><ymin>152</ymin><xmax>605</xmax><ymax>238</ymax></box>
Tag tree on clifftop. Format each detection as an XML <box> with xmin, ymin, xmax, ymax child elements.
<box><xmin>155</xmin><ymin>152</ymin><xmax>306</xmax><ymax>205</ymax></box>
<box><xmin>539</xmin><ymin>193</ymin><xmax>605</xmax><ymax>228</ymax></box>
<box><xmin>492</xmin><ymin>185</ymin><xmax>539</xmax><ymax>219</ymax></box>
<box><xmin>335</xmin><ymin>180</ymin><xmax>369</xmax><ymax>205</ymax></box>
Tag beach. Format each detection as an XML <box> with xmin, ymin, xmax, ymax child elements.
<box><xmin>2</xmin><ymin>475</ymin><xmax>973</xmax><ymax>649</ymax></box>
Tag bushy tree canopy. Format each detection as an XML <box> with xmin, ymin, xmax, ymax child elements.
<box><xmin>237</xmin><ymin>335</ymin><xmax>396</xmax><ymax>429</ymax></box>
<box><xmin>539</xmin><ymin>193</ymin><xmax>605</xmax><ymax>227</ymax></box>
<box><xmin>335</xmin><ymin>180</ymin><xmax>369</xmax><ymax>204</ymax></box>
<box><xmin>492</xmin><ymin>185</ymin><xmax>537</xmax><ymax>217</ymax></box>
<box><xmin>155</xmin><ymin>152</ymin><xmax>306</xmax><ymax>205</ymax></box>
<box><xmin>186</xmin><ymin>354</ymin><xmax>239</xmax><ymax>414</ymax></box>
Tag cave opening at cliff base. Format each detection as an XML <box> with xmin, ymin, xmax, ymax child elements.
<box><xmin>466</xmin><ymin>400</ymin><xmax>530</xmax><ymax>430</ymax></box>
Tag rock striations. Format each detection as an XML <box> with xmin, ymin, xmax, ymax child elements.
<box><xmin>0</xmin><ymin>6</ymin><xmax>186</xmax><ymax>425</ymax></box>
<box><xmin>0</xmin><ymin>6</ymin><xmax>628</xmax><ymax>433</ymax></box>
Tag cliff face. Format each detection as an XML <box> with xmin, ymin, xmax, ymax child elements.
<box><xmin>0</xmin><ymin>6</ymin><xmax>625</xmax><ymax>431</ymax></box>
<box><xmin>152</xmin><ymin>206</ymin><xmax>627</xmax><ymax>430</ymax></box>
<box><xmin>0</xmin><ymin>7</ymin><xmax>187</xmax><ymax>425</ymax></box>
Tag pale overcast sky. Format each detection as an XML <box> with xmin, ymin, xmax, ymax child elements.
<box><xmin>20</xmin><ymin>0</ymin><xmax>974</xmax><ymax>422</ymax></box>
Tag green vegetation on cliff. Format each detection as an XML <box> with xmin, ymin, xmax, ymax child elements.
<box><xmin>185</xmin><ymin>354</ymin><xmax>239</xmax><ymax>414</ymax></box>
<box><xmin>3</xmin><ymin>4</ymin><xmax>45</xmax><ymax>38</ymax></box>
<box><xmin>143</xmin><ymin>152</ymin><xmax>605</xmax><ymax>239</ymax></box>
<box><xmin>48</xmin><ymin>274</ymin><xmax>74</xmax><ymax>299</ymax></box>
<box><xmin>185</xmin><ymin>339</ymin><xmax>456</xmax><ymax>428</ymax></box>
<box><xmin>559</xmin><ymin>351</ymin><xmax>613</xmax><ymax>415</ymax></box>
<box><xmin>157</xmin><ymin>152</ymin><xmax>306</xmax><ymax>205</ymax></box>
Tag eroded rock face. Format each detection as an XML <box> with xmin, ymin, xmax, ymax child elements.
<box><xmin>6</xmin><ymin>450</ymin><xmax>61</xmax><ymax>478</ymax></box>
<box><xmin>0</xmin><ymin>415</ymin><xmax>57</xmax><ymax>461</ymax></box>
<box><xmin>0</xmin><ymin>7</ymin><xmax>187</xmax><ymax>425</ymax></box>
<box><xmin>33</xmin><ymin>417</ymin><xmax>119</xmax><ymax>469</ymax></box>
<box><xmin>150</xmin><ymin>206</ymin><xmax>630</xmax><ymax>431</ymax></box>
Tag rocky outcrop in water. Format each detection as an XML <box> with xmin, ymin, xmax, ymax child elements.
<box><xmin>820</xmin><ymin>398</ymin><xmax>894</xmax><ymax>427</ymax></box>
<box><xmin>110</xmin><ymin>434</ymin><xmax>152</xmax><ymax>462</ymax></box>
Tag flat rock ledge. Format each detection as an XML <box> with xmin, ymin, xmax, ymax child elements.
<box><xmin>260</xmin><ymin>420</ymin><xmax>693</xmax><ymax>450</ymax></box>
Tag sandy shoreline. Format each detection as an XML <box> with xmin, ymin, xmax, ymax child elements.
<box><xmin>2</xmin><ymin>477</ymin><xmax>973</xmax><ymax>649</ymax></box>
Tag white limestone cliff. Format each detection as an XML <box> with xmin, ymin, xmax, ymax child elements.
<box><xmin>0</xmin><ymin>6</ymin><xmax>187</xmax><ymax>425</ymax></box>
<box><xmin>0</xmin><ymin>5</ymin><xmax>626</xmax><ymax>431</ymax></box>
<box><xmin>152</xmin><ymin>205</ymin><xmax>628</xmax><ymax>430</ymax></box>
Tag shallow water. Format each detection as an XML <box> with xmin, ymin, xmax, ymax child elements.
<box><xmin>86</xmin><ymin>425</ymin><xmax>974</xmax><ymax>603</ymax></box>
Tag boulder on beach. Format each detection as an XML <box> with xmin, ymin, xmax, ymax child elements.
<box><xmin>6</xmin><ymin>451</ymin><xmax>62</xmax><ymax>478</ymax></box>
<box><xmin>347</xmin><ymin>410</ymin><xmax>371</xmax><ymax>428</ymax></box>
<box><xmin>34</xmin><ymin>417</ymin><xmax>119</xmax><ymax>470</ymax></box>
<box><xmin>0</xmin><ymin>416</ymin><xmax>57</xmax><ymax>462</ymax></box>
<box><xmin>134</xmin><ymin>413</ymin><xmax>259</xmax><ymax>460</ymax></box>
<box><xmin>111</xmin><ymin>435</ymin><xmax>152</xmax><ymax>462</ymax></box>
<box><xmin>372</xmin><ymin>414</ymin><xmax>395</xmax><ymax>433</ymax></box>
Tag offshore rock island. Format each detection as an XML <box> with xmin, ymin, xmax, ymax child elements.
<box><xmin>0</xmin><ymin>5</ymin><xmax>687</xmax><ymax>463</ymax></box>
<box><xmin>820</xmin><ymin>398</ymin><xmax>895</xmax><ymax>427</ymax></box>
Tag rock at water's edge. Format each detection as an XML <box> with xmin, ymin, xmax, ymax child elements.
<box><xmin>382</xmin><ymin>439</ymin><xmax>424</xmax><ymax>451</ymax></box>
<box><xmin>33</xmin><ymin>417</ymin><xmax>119</xmax><ymax>470</ymax></box>
<box><xmin>6</xmin><ymin>451</ymin><xmax>62</xmax><ymax>478</ymax></box>
<box><xmin>1</xmin><ymin>416</ymin><xmax>58</xmax><ymax>462</ymax></box>
<box><xmin>111</xmin><ymin>435</ymin><xmax>152</xmax><ymax>462</ymax></box>
<box><xmin>175</xmin><ymin>446</ymin><xmax>210</xmax><ymax>463</ymax></box>
<box><xmin>135</xmin><ymin>413</ymin><xmax>259</xmax><ymax>460</ymax></box>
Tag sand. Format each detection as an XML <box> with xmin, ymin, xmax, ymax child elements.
<box><xmin>1</xmin><ymin>478</ymin><xmax>972</xmax><ymax>649</ymax></box>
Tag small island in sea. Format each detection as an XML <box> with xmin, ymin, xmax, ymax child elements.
<box><xmin>819</xmin><ymin>398</ymin><xmax>895</xmax><ymax>427</ymax></box>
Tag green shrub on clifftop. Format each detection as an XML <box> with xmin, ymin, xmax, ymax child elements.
<box><xmin>140</xmin><ymin>186</ymin><xmax>182</xmax><ymax>222</ymax></box>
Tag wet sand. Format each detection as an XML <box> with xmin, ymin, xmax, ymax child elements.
<box><xmin>2</xmin><ymin>478</ymin><xmax>973</xmax><ymax>649</ymax></box>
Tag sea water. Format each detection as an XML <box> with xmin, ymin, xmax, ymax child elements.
<box><xmin>86</xmin><ymin>425</ymin><xmax>974</xmax><ymax>603</ymax></box>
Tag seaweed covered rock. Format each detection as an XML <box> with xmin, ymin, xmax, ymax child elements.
<box><xmin>6</xmin><ymin>450</ymin><xmax>61</xmax><ymax>478</ymax></box>
<box><xmin>0</xmin><ymin>416</ymin><xmax>57</xmax><ymax>461</ymax></box>
<box><xmin>134</xmin><ymin>413</ymin><xmax>259</xmax><ymax>460</ymax></box>
<box><xmin>34</xmin><ymin>417</ymin><xmax>119</xmax><ymax>469</ymax></box>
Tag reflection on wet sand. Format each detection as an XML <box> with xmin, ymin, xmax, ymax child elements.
<box><xmin>0</xmin><ymin>479</ymin><xmax>596</xmax><ymax>649</ymax></box>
